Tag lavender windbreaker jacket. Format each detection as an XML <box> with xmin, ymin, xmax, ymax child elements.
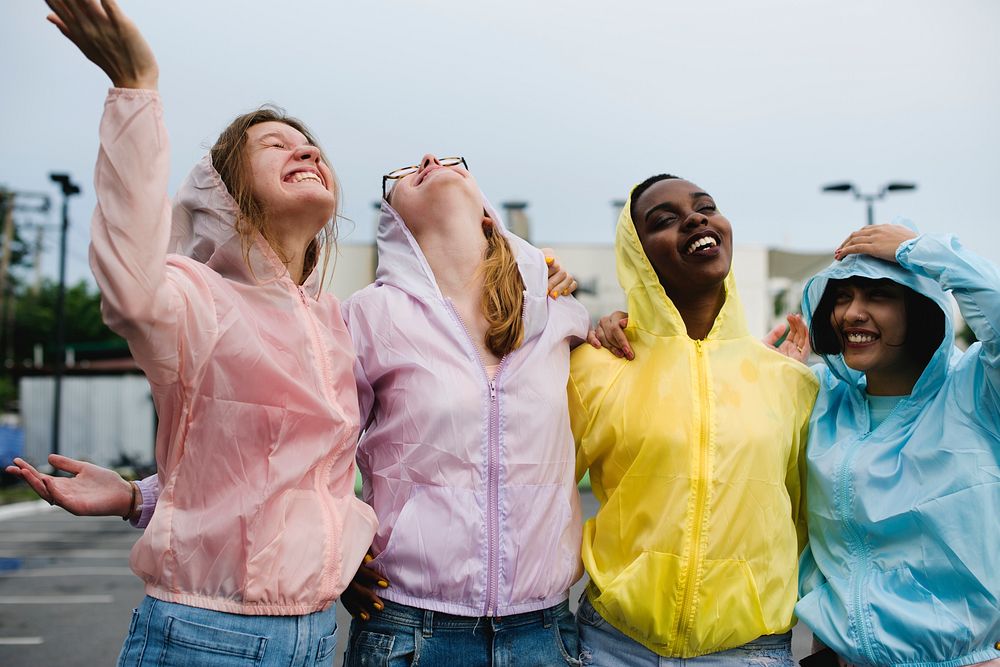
<box><xmin>341</xmin><ymin>200</ymin><xmax>590</xmax><ymax>617</ymax></box>
<box><xmin>96</xmin><ymin>90</ymin><xmax>376</xmax><ymax>614</ymax></box>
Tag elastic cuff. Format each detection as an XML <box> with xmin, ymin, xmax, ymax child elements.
<box><xmin>107</xmin><ymin>87</ymin><xmax>160</xmax><ymax>100</ymax></box>
<box><xmin>130</xmin><ymin>478</ymin><xmax>156</xmax><ymax>529</ymax></box>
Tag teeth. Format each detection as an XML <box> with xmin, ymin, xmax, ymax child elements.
<box><xmin>846</xmin><ymin>332</ymin><xmax>877</xmax><ymax>344</ymax></box>
<box><xmin>288</xmin><ymin>171</ymin><xmax>322</xmax><ymax>184</ymax></box>
<box><xmin>686</xmin><ymin>236</ymin><xmax>718</xmax><ymax>255</ymax></box>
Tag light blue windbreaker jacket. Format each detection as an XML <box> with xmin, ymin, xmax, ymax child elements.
<box><xmin>796</xmin><ymin>233</ymin><xmax>1000</xmax><ymax>667</ymax></box>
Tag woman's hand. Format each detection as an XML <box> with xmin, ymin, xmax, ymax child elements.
<box><xmin>339</xmin><ymin>552</ymin><xmax>388</xmax><ymax>621</ymax></box>
<box><xmin>586</xmin><ymin>310</ymin><xmax>632</xmax><ymax>360</ymax></box>
<box><xmin>542</xmin><ymin>249</ymin><xmax>577</xmax><ymax>298</ymax></box>
<box><xmin>5</xmin><ymin>454</ymin><xmax>134</xmax><ymax>517</ymax></box>
<box><xmin>763</xmin><ymin>313</ymin><xmax>811</xmax><ymax>363</ymax></box>
<box><xmin>834</xmin><ymin>224</ymin><xmax>917</xmax><ymax>263</ymax></box>
<box><xmin>45</xmin><ymin>0</ymin><xmax>159</xmax><ymax>90</ymax></box>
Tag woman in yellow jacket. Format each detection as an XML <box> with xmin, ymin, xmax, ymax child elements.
<box><xmin>569</xmin><ymin>174</ymin><xmax>817</xmax><ymax>665</ymax></box>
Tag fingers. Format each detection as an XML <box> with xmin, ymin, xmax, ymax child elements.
<box><xmin>14</xmin><ymin>464</ymin><xmax>53</xmax><ymax>503</ymax></box>
<box><xmin>586</xmin><ymin>329</ymin><xmax>602</xmax><ymax>349</ymax></box>
<box><xmin>547</xmin><ymin>267</ymin><xmax>570</xmax><ymax>298</ymax></box>
<box><xmin>45</xmin><ymin>14</ymin><xmax>72</xmax><ymax>39</ymax></box>
<box><xmin>762</xmin><ymin>322</ymin><xmax>788</xmax><ymax>348</ymax></box>
<box><xmin>100</xmin><ymin>0</ymin><xmax>122</xmax><ymax>27</ymax></box>
<box><xmin>595</xmin><ymin>312</ymin><xmax>632</xmax><ymax>360</ymax></box>
<box><xmin>609</xmin><ymin>319</ymin><xmax>632</xmax><ymax>360</ymax></box>
<box><xmin>48</xmin><ymin>454</ymin><xmax>85</xmax><ymax>475</ymax></box>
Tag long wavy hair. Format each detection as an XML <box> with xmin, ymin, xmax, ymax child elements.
<box><xmin>480</xmin><ymin>215</ymin><xmax>525</xmax><ymax>357</ymax></box>
<box><xmin>209</xmin><ymin>106</ymin><xmax>339</xmax><ymax>285</ymax></box>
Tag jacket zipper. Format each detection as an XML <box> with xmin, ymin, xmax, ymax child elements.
<box><xmin>673</xmin><ymin>339</ymin><xmax>712</xmax><ymax>653</ymax></box>
<box><xmin>293</xmin><ymin>283</ymin><xmax>342</xmax><ymax>600</ymax></box>
<box><xmin>444</xmin><ymin>298</ymin><xmax>509</xmax><ymax>617</ymax></box>
<box><xmin>839</xmin><ymin>394</ymin><xmax>908</xmax><ymax>666</ymax></box>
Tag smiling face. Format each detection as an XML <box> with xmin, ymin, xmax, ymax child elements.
<box><xmin>387</xmin><ymin>154</ymin><xmax>481</xmax><ymax>234</ymax></box>
<box><xmin>245</xmin><ymin>121</ymin><xmax>336</xmax><ymax>226</ymax></box>
<box><xmin>631</xmin><ymin>178</ymin><xmax>733</xmax><ymax>300</ymax></box>
<box><xmin>829</xmin><ymin>279</ymin><xmax>911</xmax><ymax>376</ymax></box>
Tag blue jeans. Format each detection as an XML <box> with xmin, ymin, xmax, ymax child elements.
<box><xmin>343</xmin><ymin>598</ymin><xmax>581</xmax><ymax>666</ymax></box>
<box><xmin>576</xmin><ymin>596</ymin><xmax>793</xmax><ymax>667</ymax></box>
<box><xmin>116</xmin><ymin>595</ymin><xmax>339</xmax><ymax>667</ymax></box>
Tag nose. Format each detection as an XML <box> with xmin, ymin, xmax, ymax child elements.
<box><xmin>682</xmin><ymin>211</ymin><xmax>709</xmax><ymax>230</ymax></box>
<box><xmin>420</xmin><ymin>154</ymin><xmax>442</xmax><ymax>170</ymax></box>
<box><xmin>294</xmin><ymin>144</ymin><xmax>320</xmax><ymax>163</ymax></box>
<box><xmin>843</xmin><ymin>296</ymin><xmax>869</xmax><ymax>323</ymax></box>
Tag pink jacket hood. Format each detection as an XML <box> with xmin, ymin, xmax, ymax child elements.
<box><xmin>342</xmin><ymin>196</ymin><xmax>589</xmax><ymax>616</ymax></box>
<box><xmin>168</xmin><ymin>154</ymin><xmax>323</xmax><ymax>297</ymax></box>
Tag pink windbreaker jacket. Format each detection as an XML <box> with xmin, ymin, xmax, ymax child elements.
<box><xmin>341</xmin><ymin>199</ymin><xmax>590</xmax><ymax>617</ymax></box>
<box><xmin>92</xmin><ymin>89</ymin><xmax>376</xmax><ymax>615</ymax></box>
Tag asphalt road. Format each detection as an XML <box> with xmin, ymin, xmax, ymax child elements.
<box><xmin>0</xmin><ymin>493</ymin><xmax>811</xmax><ymax>666</ymax></box>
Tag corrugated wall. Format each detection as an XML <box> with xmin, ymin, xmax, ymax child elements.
<box><xmin>20</xmin><ymin>375</ymin><xmax>155</xmax><ymax>468</ymax></box>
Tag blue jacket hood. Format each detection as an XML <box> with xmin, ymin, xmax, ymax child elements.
<box><xmin>802</xmin><ymin>223</ymin><xmax>955</xmax><ymax>402</ymax></box>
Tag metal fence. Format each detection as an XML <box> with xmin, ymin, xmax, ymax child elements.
<box><xmin>19</xmin><ymin>375</ymin><xmax>155</xmax><ymax>468</ymax></box>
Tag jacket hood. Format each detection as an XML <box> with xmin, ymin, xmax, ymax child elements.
<box><xmin>616</xmin><ymin>190</ymin><xmax>748</xmax><ymax>340</ymax></box>
<box><xmin>801</xmin><ymin>224</ymin><xmax>954</xmax><ymax>397</ymax></box>
<box><xmin>169</xmin><ymin>155</ymin><xmax>322</xmax><ymax>296</ymax></box>
<box><xmin>374</xmin><ymin>194</ymin><xmax>549</xmax><ymax>341</ymax></box>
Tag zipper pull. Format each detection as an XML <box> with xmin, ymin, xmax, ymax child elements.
<box><xmin>489</xmin><ymin>380</ymin><xmax>496</xmax><ymax>401</ymax></box>
<box><xmin>297</xmin><ymin>286</ymin><xmax>308</xmax><ymax>305</ymax></box>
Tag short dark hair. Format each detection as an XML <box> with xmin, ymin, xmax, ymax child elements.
<box><xmin>629</xmin><ymin>174</ymin><xmax>682</xmax><ymax>223</ymax></box>
<box><xmin>810</xmin><ymin>277</ymin><xmax>945</xmax><ymax>369</ymax></box>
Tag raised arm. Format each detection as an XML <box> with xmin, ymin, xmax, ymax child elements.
<box><xmin>47</xmin><ymin>0</ymin><xmax>214</xmax><ymax>384</ymax></box>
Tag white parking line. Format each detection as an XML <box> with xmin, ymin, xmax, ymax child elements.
<box><xmin>0</xmin><ymin>549</ymin><xmax>132</xmax><ymax>558</ymax></box>
<box><xmin>0</xmin><ymin>567</ymin><xmax>134</xmax><ymax>577</ymax></box>
<box><xmin>0</xmin><ymin>637</ymin><xmax>44</xmax><ymax>645</ymax></box>
<box><xmin>0</xmin><ymin>595</ymin><xmax>114</xmax><ymax>604</ymax></box>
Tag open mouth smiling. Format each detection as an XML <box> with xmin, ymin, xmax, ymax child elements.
<box><xmin>683</xmin><ymin>231</ymin><xmax>722</xmax><ymax>257</ymax></box>
<box><xmin>842</xmin><ymin>328</ymin><xmax>879</xmax><ymax>346</ymax></box>
<box><xmin>284</xmin><ymin>168</ymin><xmax>325</xmax><ymax>187</ymax></box>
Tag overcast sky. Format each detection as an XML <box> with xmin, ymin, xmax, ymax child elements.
<box><xmin>2</xmin><ymin>0</ymin><xmax>998</xmax><ymax>287</ymax></box>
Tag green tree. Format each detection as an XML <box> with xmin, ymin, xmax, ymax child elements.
<box><xmin>7</xmin><ymin>280</ymin><xmax>126</xmax><ymax>368</ymax></box>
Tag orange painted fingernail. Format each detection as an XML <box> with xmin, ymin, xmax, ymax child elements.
<box><xmin>550</xmin><ymin>290</ymin><xmax>559</xmax><ymax>298</ymax></box>
<box><xmin>360</xmin><ymin>612</ymin><xmax>369</xmax><ymax>621</ymax></box>
<box><xmin>562</xmin><ymin>289</ymin><xmax>569</xmax><ymax>296</ymax></box>
<box><xmin>364</xmin><ymin>554</ymin><xmax>373</xmax><ymax>563</ymax></box>
<box><xmin>545</xmin><ymin>256</ymin><xmax>554</xmax><ymax>265</ymax></box>
<box><xmin>374</xmin><ymin>602</ymin><xmax>384</xmax><ymax>610</ymax></box>
<box><xmin>377</xmin><ymin>580</ymin><xmax>389</xmax><ymax>588</ymax></box>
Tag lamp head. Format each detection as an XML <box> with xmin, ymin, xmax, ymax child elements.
<box><xmin>49</xmin><ymin>173</ymin><xmax>81</xmax><ymax>197</ymax></box>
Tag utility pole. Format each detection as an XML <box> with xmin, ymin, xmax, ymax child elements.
<box><xmin>48</xmin><ymin>173</ymin><xmax>80</xmax><ymax>458</ymax></box>
<box><xmin>0</xmin><ymin>191</ymin><xmax>14</xmax><ymax>321</ymax></box>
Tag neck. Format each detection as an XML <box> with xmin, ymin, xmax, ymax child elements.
<box><xmin>865</xmin><ymin>363</ymin><xmax>922</xmax><ymax>396</ymax></box>
<box><xmin>669</xmin><ymin>282</ymin><xmax>726</xmax><ymax>340</ymax></box>
<box><xmin>411</xmin><ymin>212</ymin><xmax>488</xmax><ymax>299</ymax></box>
<box><xmin>266</xmin><ymin>214</ymin><xmax>325</xmax><ymax>285</ymax></box>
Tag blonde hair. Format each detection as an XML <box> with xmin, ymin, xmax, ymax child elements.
<box><xmin>480</xmin><ymin>217</ymin><xmax>525</xmax><ymax>357</ymax></box>
<box><xmin>209</xmin><ymin>106</ymin><xmax>339</xmax><ymax>284</ymax></box>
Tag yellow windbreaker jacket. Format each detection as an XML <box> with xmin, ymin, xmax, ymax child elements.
<box><xmin>569</xmin><ymin>200</ymin><xmax>818</xmax><ymax>658</ymax></box>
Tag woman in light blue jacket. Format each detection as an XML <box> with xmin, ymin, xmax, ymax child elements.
<box><xmin>797</xmin><ymin>223</ymin><xmax>1000</xmax><ymax>667</ymax></box>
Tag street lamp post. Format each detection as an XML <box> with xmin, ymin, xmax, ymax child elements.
<box><xmin>821</xmin><ymin>181</ymin><xmax>917</xmax><ymax>226</ymax></box>
<box><xmin>48</xmin><ymin>173</ymin><xmax>81</xmax><ymax>458</ymax></box>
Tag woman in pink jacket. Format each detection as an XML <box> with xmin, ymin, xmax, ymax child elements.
<box><xmin>9</xmin><ymin>2</ymin><xmax>376</xmax><ymax>664</ymax></box>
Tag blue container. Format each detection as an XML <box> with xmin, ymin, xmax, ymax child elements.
<box><xmin>0</xmin><ymin>425</ymin><xmax>24</xmax><ymax>468</ymax></box>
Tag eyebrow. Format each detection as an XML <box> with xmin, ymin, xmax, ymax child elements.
<box><xmin>643</xmin><ymin>192</ymin><xmax>713</xmax><ymax>224</ymax></box>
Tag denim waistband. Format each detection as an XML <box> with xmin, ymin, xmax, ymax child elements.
<box><xmin>374</xmin><ymin>598</ymin><xmax>571</xmax><ymax>633</ymax></box>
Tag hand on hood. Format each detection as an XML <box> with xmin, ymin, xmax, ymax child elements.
<box><xmin>835</xmin><ymin>224</ymin><xmax>918</xmax><ymax>263</ymax></box>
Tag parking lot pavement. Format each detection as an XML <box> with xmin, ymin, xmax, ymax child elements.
<box><xmin>0</xmin><ymin>503</ymin><xmax>144</xmax><ymax>666</ymax></box>
<box><xmin>0</xmin><ymin>492</ymin><xmax>810</xmax><ymax>665</ymax></box>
